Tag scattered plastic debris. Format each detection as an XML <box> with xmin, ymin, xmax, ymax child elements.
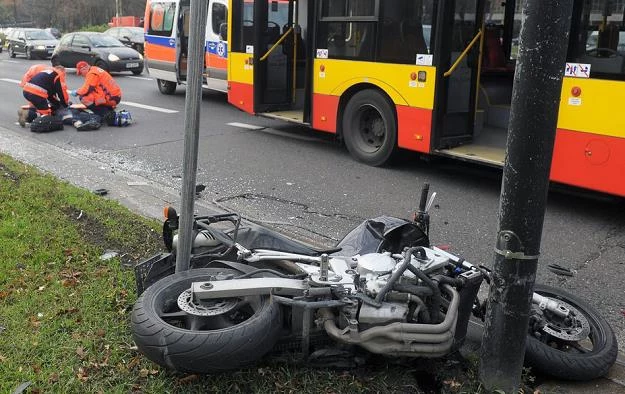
<box><xmin>547</xmin><ymin>264</ymin><xmax>574</xmax><ymax>277</ymax></box>
<box><xmin>100</xmin><ymin>250</ymin><xmax>120</xmax><ymax>261</ymax></box>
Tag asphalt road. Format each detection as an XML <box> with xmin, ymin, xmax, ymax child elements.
<box><xmin>1</xmin><ymin>53</ymin><xmax>624</xmax><ymax>351</ymax></box>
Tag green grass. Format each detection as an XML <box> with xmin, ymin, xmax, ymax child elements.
<box><xmin>0</xmin><ymin>153</ymin><xmax>513</xmax><ymax>393</ymax></box>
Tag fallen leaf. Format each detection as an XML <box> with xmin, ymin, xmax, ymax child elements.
<box><xmin>127</xmin><ymin>356</ymin><xmax>141</xmax><ymax>370</ymax></box>
<box><xmin>96</xmin><ymin>329</ymin><xmax>105</xmax><ymax>337</ymax></box>
<box><xmin>48</xmin><ymin>373</ymin><xmax>59</xmax><ymax>383</ymax></box>
<box><xmin>139</xmin><ymin>368</ymin><xmax>149</xmax><ymax>378</ymax></box>
<box><xmin>76</xmin><ymin>347</ymin><xmax>87</xmax><ymax>359</ymax></box>
<box><xmin>77</xmin><ymin>367</ymin><xmax>89</xmax><ymax>382</ymax></box>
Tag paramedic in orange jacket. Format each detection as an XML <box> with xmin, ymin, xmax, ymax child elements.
<box><xmin>73</xmin><ymin>61</ymin><xmax>122</xmax><ymax>118</ymax></box>
<box><xmin>20</xmin><ymin>65</ymin><xmax>69</xmax><ymax>126</ymax></box>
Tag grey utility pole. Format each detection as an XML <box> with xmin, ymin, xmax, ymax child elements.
<box><xmin>175</xmin><ymin>0</ymin><xmax>209</xmax><ymax>272</ymax></box>
<box><xmin>479</xmin><ymin>1</ymin><xmax>573</xmax><ymax>392</ymax></box>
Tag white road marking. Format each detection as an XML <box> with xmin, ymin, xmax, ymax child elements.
<box><xmin>227</xmin><ymin>122</ymin><xmax>265</xmax><ymax>130</ymax></box>
<box><xmin>1</xmin><ymin>60</ymin><xmax>21</xmax><ymax>64</ymax></box>
<box><xmin>127</xmin><ymin>76</ymin><xmax>153</xmax><ymax>81</ymax></box>
<box><xmin>0</xmin><ymin>78</ymin><xmax>21</xmax><ymax>83</ymax></box>
<box><xmin>121</xmin><ymin>101</ymin><xmax>178</xmax><ymax>113</ymax></box>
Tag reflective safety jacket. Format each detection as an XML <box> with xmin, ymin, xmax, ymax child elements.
<box><xmin>23</xmin><ymin>69</ymin><xmax>69</xmax><ymax>107</ymax></box>
<box><xmin>76</xmin><ymin>66</ymin><xmax>122</xmax><ymax>107</ymax></box>
<box><xmin>20</xmin><ymin>64</ymin><xmax>53</xmax><ymax>87</ymax></box>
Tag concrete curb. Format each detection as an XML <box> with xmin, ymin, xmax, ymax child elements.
<box><xmin>0</xmin><ymin>125</ymin><xmax>223</xmax><ymax>220</ymax></box>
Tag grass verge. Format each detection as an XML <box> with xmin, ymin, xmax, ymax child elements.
<box><xmin>0</xmin><ymin>153</ymin><xmax>520</xmax><ymax>393</ymax></box>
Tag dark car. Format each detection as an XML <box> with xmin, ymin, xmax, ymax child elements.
<box><xmin>103</xmin><ymin>26</ymin><xmax>144</xmax><ymax>54</ymax></box>
<box><xmin>51</xmin><ymin>32</ymin><xmax>143</xmax><ymax>74</ymax></box>
<box><xmin>7</xmin><ymin>28</ymin><xmax>59</xmax><ymax>59</ymax></box>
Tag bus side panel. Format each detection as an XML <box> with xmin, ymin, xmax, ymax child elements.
<box><xmin>396</xmin><ymin>106</ymin><xmax>432</xmax><ymax>153</ymax></box>
<box><xmin>228</xmin><ymin>52</ymin><xmax>254</xmax><ymax>113</ymax></box>
<box><xmin>312</xmin><ymin>94</ymin><xmax>339</xmax><ymax>133</ymax></box>
<box><xmin>554</xmin><ymin>77</ymin><xmax>625</xmax><ymax>196</ymax></box>
<box><xmin>312</xmin><ymin>59</ymin><xmax>436</xmax><ymax>150</ymax></box>
<box><xmin>551</xmin><ymin>129</ymin><xmax>625</xmax><ymax>197</ymax></box>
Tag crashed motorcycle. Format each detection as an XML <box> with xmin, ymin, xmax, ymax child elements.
<box><xmin>131</xmin><ymin>185</ymin><xmax>618</xmax><ymax>380</ymax></box>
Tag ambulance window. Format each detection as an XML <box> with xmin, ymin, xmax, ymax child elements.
<box><xmin>212</xmin><ymin>3</ymin><xmax>228</xmax><ymax>36</ymax></box>
<box><xmin>148</xmin><ymin>2</ymin><xmax>176</xmax><ymax>37</ymax></box>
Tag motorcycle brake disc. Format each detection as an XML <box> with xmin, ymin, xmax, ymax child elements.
<box><xmin>541</xmin><ymin>300</ymin><xmax>590</xmax><ymax>341</ymax></box>
<box><xmin>177</xmin><ymin>289</ymin><xmax>239</xmax><ymax>316</ymax></box>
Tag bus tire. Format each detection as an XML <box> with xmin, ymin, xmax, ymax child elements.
<box><xmin>342</xmin><ymin>89</ymin><xmax>397</xmax><ymax>166</ymax></box>
<box><xmin>157</xmin><ymin>79</ymin><xmax>177</xmax><ymax>95</ymax></box>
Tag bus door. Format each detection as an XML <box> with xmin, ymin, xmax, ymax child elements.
<box><xmin>253</xmin><ymin>0</ymin><xmax>294</xmax><ymax>112</ymax></box>
<box><xmin>432</xmin><ymin>0</ymin><xmax>483</xmax><ymax>149</ymax></box>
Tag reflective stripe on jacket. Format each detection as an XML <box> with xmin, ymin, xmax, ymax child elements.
<box><xmin>24</xmin><ymin>70</ymin><xmax>69</xmax><ymax>106</ymax></box>
<box><xmin>20</xmin><ymin>64</ymin><xmax>53</xmax><ymax>87</ymax></box>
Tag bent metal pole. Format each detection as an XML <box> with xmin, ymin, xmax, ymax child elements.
<box><xmin>479</xmin><ymin>1</ymin><xmax>573</xmax><ymax>392</ymax></box>
<box><xmin>176</xmin><ymin>0</ymin><xmax>210</xmax><ymax>272</ymax></box>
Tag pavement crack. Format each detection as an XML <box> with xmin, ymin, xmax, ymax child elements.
<box><xmin>215</xmin><ymin>193</ymin><xmax>364</xmax><ymax>222</ymax></box>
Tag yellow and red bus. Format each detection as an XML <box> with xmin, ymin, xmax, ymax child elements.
<box><xmin>146</xmin><ymin>0</ymin><xmax>625</xmax><ymax>197</ymax></box>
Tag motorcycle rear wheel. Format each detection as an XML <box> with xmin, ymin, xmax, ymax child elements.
<box><xmin>131</xmin><ymin>268</ymin><xmax>282</xmax><ymax>373</ymax></box>
<box><xmin>524</xmin><ymin>284</ymin><xmax>618</xmax><ymax>380</ymax></box>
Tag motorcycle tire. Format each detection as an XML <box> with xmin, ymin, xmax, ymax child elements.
<box><xmin>131</xmin><ymin>268</ymin><xmax>282</xmax><ymax>373</ymax></box>
<box><xmin>524</xmin><ymin>284</ymin><xmax>618</xmax><ymax>381</ymax></box>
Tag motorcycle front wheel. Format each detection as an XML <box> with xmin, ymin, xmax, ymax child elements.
<box><xmin>131</xmin><ymin>268</ymin><xmax>282</xmax><ymax>373</ymax></box>
<box><xmin>524</xmin><ymin>284</ymin><xmax>618</xmax><ymax>380</ymax></box>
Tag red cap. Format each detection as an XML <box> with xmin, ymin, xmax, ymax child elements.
<box><xmin>76</xmin><ymin>61</ymin><xmax>89</xmax><ymax>75</ymax></box>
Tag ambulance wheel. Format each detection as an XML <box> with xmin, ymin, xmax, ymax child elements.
<box><xmin>157</xmin><ymin>79</ymin><xmax>176</xmax><ymax>95</ymax></box>
<box><xmin>342</xmin><ymin>89</ymin><xmax>397</xmax><ymax>166</ymax></box>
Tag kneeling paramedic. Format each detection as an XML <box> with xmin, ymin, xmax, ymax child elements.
<box><xmin>19</xmin><ymin>65</ymin><xmax>69</xmax><ymax>127</ymax></box>
<box><xmin>72</xmin><ymin>61</ymin><xmax>122</xmax><ymax>119</ymax></box>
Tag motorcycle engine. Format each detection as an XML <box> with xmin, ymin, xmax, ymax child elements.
<box><xmin>353</xmin><ymin>248</ymin><xmax>451</xmax><ymax>324</ymax></box>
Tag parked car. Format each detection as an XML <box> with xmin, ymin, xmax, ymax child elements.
<box><xmin>103</xmin><ymin>26</ymin><xmax>144</xmax><ymax>54</ymax></box>
<box><xmin>0</xmin><ymin>31</ymin><xmax>5</xmax><ymax>53</ymax></box>
<box><xmin>51</xmin><ymin>32</ymin><xmax>144</xmax><ymax>74</ymax></box>
<box><xmin>7</xmin><ymin>28</ymin><xmax>59</xmax><ymax>59</ymax></box>
<box><xmin>45</xmin><ymin>27</ymin><xmax>62</xmax><ymax>39</ymax></box>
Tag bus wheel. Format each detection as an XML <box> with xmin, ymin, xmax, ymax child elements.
<box><xmin>342</xmin><ymin>89</ymin><xmax>397</xmax><ymax>166</ymax></box>
<box><xmin>157</xmin><ymin>79</ymin><xmax>177</xmax><ymax>95</ymax></box>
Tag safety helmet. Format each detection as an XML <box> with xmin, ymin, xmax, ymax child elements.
<box><xmin>76</xmin><ymin>61</ymin><xmax>90</xmax><ymax>75</ymax></box>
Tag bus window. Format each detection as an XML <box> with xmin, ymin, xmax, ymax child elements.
<box><xmin>377</xmin><ymin>0</ymin><xmax>434</xmax><ymax>64</ymax></box>
<box><xmin>148</xmin><ymin>2</ymin><xmax>176</xmax><ymax>37</ymax></box>
<box><xmin>231</xmin><ymin>0</ymin><xmax>254</xmax><ymax>53</ymax></box>
<box><xmin>317</xmin><ymin>0</ymin><xmax>377</xmax><ymax>60</ymax></box>
<box><xmin>320</xmin><ymin>0</ymin><xmax>376</xmax><ymax>18</ymax></box>
<box><xmin>570</xmin><ymin>0</ymin><xmax>625</xmax><ymax>79</ymax></box>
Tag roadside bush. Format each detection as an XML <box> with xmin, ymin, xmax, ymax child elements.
<box><xmin>78</xmin><ymin>24</ymin><xmax>109</xmax><ymax>32</ymax></box>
